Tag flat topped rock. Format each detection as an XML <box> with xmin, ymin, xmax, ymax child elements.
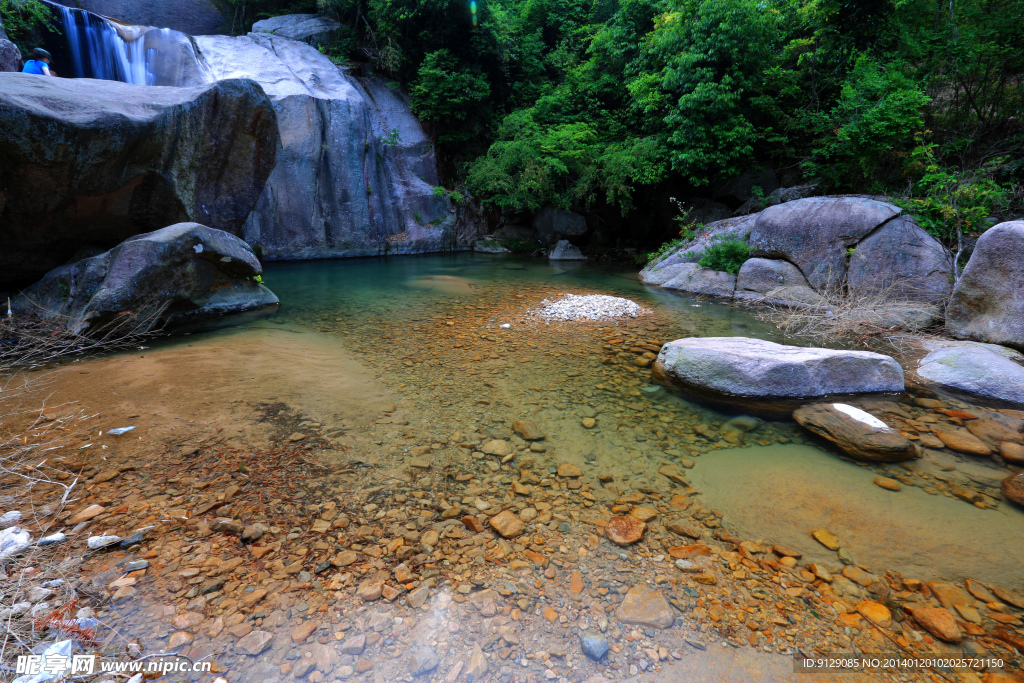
<box><xmin>615</xmin><ymin>584</ymin><xmax>675</xmax><ymax>629</ymax></box>
<box><xmin>915</xmin><ymin>340</ymin><xmax>1024</xmax><ymax>407</ymax></box>
<box><xmin>653</xmin><ymin>337</ymin><xmax>904</xmax><ymax>418</ymax></box>
<box><xmin>794</xmin><ymin>403</ymin><xmax>918</xmax><ymax>462</ymax></box>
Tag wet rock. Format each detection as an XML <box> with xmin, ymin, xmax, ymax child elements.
<box><xmin>812</xmin><ymin>529</ymin><xmax>840</xmax><ymax>551</ymax></box>
<box><xmin>466</xmin><ymin>644</ymin><xmax>488</xmax><ymax>679</ymax></box>
<box><xmin>1001</xmin><ymin>472</ymin><xmax>1024</xmax><ymax>506</ymax></box>
<box><xmin>630</xmin><ymin>506</ymin><xmax>657</xmax><ymax>522</ymax></box>
<box><xmin>581</xmin><ymin>417</ymin><xmax>597</xmax><ymax>429</ymax></box>
<box><xmin>915</xmin><ymin>340</ymin><xmax>1024</xmax><ymax>407</ymax></box>
<box><xmin>356</xmin><ymin>580</ymin><xmax>383</xmax><ymax>601</ymax></box>
<box><xmin>659</xmin><ymin>264</ymin><xmax>737</xmax><ymax>299</ymax></box>
<box><xmin>946</xmin><ymin>221</ymin><xmax>1024</xmax><ymax>350</ymax></box>
<box><xmin>340</xmin><ymin>633</ymin><xmax>366</xmax><ymax>655</ymax></box>
<box><xmin>873</xmin><ymin>477</ymin><xmax>901</xmax><ymax>491</ymax></box>
<box><xmin>579</xmin><ymin>631</ymin><xmax>609</xmax><ymax>661</ymax></box>
<box><xmin>211</xmin><ymin>518</ymin><xmax>244</xmax><ymax>535</ymax></box>
<box><xmin>605</xmin><ymin>516</ymin><xmax>645</xmax><ymax>546</ymax></box>
<box><xmin>488</xmin><ymin>510</ymin><xmax>525</xmax><ymax>538</ymax></box>
<box><xmin>856</xmin><ymin>601</ymin><xmax>891</xmax><ymax>627</ymax></box>
<box><xmin>481</xmin><ymin>440</ymin><xmax>513</xmax><ymax>457</ymax></box>
<box><xmin>906</xmin><ymin>607</ymin><xmax>962</xmax><ymax>643</ymax></box>
<box><xmin>556</xmin><ymin>463</ymin><xmax>582</xmax><ymax>478</ymax></box>
<box><xmin>237</xmin><ymin>630</ymin><xmax>274</xmax><ymax>655</ymax></box>
<box><xmin>933</xmin><ymin>430</ymin><xmax>992</xmax><ymax>456</ymax></box>
<box><xmin>408</xmin><ymin>645</ymin><xmax>439</xmax><ymax>676</ymax></box>
<box><xmin>793</xmin><ymin>403</ymin><xmax>917</xmax><ymax>462</ymax></box>
<box><xmin>654</xmin><ymin>338</ymin><xmax>904</xmax><ymax>418</ymax></box>
<box><xmin>615</xmin><ymin>584</ymin><xmax>675</xmax><ymax>629</ymax></box>
<box><xmin>291</xmin><ymin>621</ymin><xmax>317</xmax><ymax>644</ymax></box>
<box><xmin>991</xmin><ymin>586</ymin><xmax>1024</xmax><ymax>609</ymax></box>
<box><xmin>168</xmin><ymin>631</ymin><xmax>193</xmax><ymax>648</ymax></box>
<box><xmin>511</xmin><ymin>420</ymin><xmax>544</xmax><ymax>440</ymax></box>
<box><xmin>407</xmin><ymin>586</ymin><xmax>429</xmax><ymax>608</ymax></box>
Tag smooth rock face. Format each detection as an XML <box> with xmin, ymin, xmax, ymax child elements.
<box><xmin>534</xmin><ymin>208</ymin><xmax>588</xmax><ymax>244</ymax></box>
<box><xmin>946</xmin><ymin>221</ymin><xmax>1024</xmax><ymax>350</ymax></box>
<box><xmin>1003</xmin><ymin>472</ymin><xmax>1024</xmax><ymax>506</ymax></box>
<box><xmin>654</xmin><ymin>337</ymin><xmax>905</xmax><ymax>417</ymax></box>
<box><xmin>50</xmin><ymin>0</ymin><xmax>227</xmax><ymax>34</ymax></box>
<box><xmin>793</xmin><ymin>404</ymin><xmax>918</xmax><ymax>462</ymax></box>
<box><xmin>615</xmin><ymin>584</ymin><xmax>675</xmax><ymax>629</ymax></box>
<box><xmin>734</xmin><ymin>258</ymin><xmax>822</xmax><ymax>306</ymax></box>
<box><xmin>749</xmin><ymin>196</ymin><xmax>902</xmax><ymax>290</ymax></box>
<box><xmin>549</xmin><ymin>240</ymin><xmax>586</xmax><ymax>260</ymax></box>
<box><xmin>189</xmin><ymin>34</ymin><xmax>456</xmax><ymax>261</ymax></box>
<box><xmin>0</xmin><ymin>74</ymin><xmax>278</xmax><ymax>287</ymax></box>
<box><xmin>660</xmin><ymin>264</ymin><xmax>737</xmax><ymax>298</ymax></box>
<box><xmin>252</xmin><ymin>14</ymin><xmax>340</xmax><ymax>46</ymax></box>
<box><xmin>14</xmin><ymin>223</ymin><xmax>278</xmax><ymax>333</ymax></box>
<box><xmin>0</xmin><ymin>38</ymin><xmax>19</xmax><ymax>72</ymax></box>
<box><xmin>847</xmin><ymin>216</ymin><xmax>952</xmax><ymax>302</ymax></box>
<box><xmin>915</xmin><ymin>340</ymin><xmax>1024</xmax><ymax>407</ymax></box>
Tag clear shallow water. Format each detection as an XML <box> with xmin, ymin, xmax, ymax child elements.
<box><xmin>260</xmin><ymin>253</ymin><xmax>1024</xmax><ymax>590</ymax></box>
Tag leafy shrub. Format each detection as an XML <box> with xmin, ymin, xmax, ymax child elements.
<box><xmin>691</xmin><ymin>236</ymin><xmax>750</xmax><ymax>274</ymax></box>
<box><xmin>0</xmin><ymin>0</ymin><xmax>54</xmax><ymax>53</ymax></box>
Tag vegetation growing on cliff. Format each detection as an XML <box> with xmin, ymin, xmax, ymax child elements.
<box><xmin>172</xmin><ymin>0</ymin><xmax>1024</xmax><ymax>235</ymax></box>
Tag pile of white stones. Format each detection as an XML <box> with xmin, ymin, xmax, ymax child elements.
<box><xmin>528</xmin><ymin>293</ymin><xmax>650</xmax><ymax>321</ymax></box>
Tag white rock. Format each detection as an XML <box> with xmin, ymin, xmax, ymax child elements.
<box><xmin>528</xmin><ymin>294</ymin><xmax>649</xmax><ymax>321</ymax></box>
<box><xmin>0</xmin><ymin>526</ymin><xmax>31</xmax><ymax>559</ymax></box>
<box><xmin>87</xmin><ymin>535</ymin><xmax>121</xmax><ymax>549</ymax></box>
<box><xmin>37</xmin><ymin>532</ymin><xmax>66</xmax><ymax>546</ymax></box>
<box><xmin>831</xmin><ymin>403</ymin><xmax>891</xmax><ymax>431</ymax></box>
<box><xmin>0</xmin><ymin>510</ymin><xmax>21</xmax><ymax>527</ymax></box>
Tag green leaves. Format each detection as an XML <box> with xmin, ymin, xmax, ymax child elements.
<box><xmin>410</xmin><ymin>49</ymin><xmax>490</xmax><ymax>144</ymax></box>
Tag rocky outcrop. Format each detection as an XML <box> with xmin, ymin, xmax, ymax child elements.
<box><xmin>733</xmin><ymin>258</ymin><xmax>823</xmax><ymax>307</ymax></box>
<box><xmin>14</xmin><ymin>223</ymin><xmax>278</xmax><ymax>333</ymax></box>
<box><xmin>660</xmin><ymin>264</ymin><xmax>736</xmax><ymax>298</ymax></box>
<box><xmin>914</xmin><ymin>340</ymin><xmax>1024</xmax><ymax>407</ymax></box>
<box><xmin>535</xmin><ymin>208</ymin><xmax>588</xmax><ymax>245</ymax></box>
<box><xmin>749</xmin><ymin>197</ymin><xmax>902</xmax><ymax>290</ymax></box>
<box><xmin>946</xmin><ymin>221</ymin><xmax>1024</xmax><ymax>350</ymax></box>
<box><xmin>653</xmin><ymin>337</ymin><xmax>905</xmax><ymax>417</ymax></box>
<box><xmin>847</xmin><ymin>215</ymin><xmax>952</xmax><ymax>301</ymax></box>
<box><xmin>0</xmin><ymin>38</ymin><xmax>19</xmax><ymax>72</ymax></box>
<box><xmin>549</xmin><ymin>240</ymin><xmax>585</xmax><ymax>261</ymax></box>
<box><xmin>639</xmin><ymin>215</ymin><xmax>756</xmax><ymax>290</ymax></box>
<box><xmin>793</xmin><ymin>403</ymin><xmax>918</xmax><ymax>462</ymax></box>
<box><xmin>183</xmin><ymin>30</ymin><xmax>456</xmax><ymax>259</ymax></box>
<box><xmin>50</xmin><ymin>0</ymin><xmax>227</xmax><ymax>35</ymax></box>
<box><xmin>252</xmin><ymin>14</ymin><xmax>340</xmax><ymax>47</ymax></box>
<box><xmin>0</xmin><ymin>74</ymin><xmax>278</xmax><ymax>288</ymax></box>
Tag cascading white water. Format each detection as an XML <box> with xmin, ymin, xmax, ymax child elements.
<box><xmin>58</xmin><ymin>5</ymin><xmax>155</xmax><ymax>84</ymax></box>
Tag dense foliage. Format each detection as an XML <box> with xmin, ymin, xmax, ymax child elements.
<box><xmin>0</xmin><ymin>0</ymin><xmax>53</xmax><ymax>54</ymax></box>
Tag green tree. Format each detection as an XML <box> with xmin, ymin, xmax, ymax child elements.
<box><xmin>410</xmin><ymin>49</ymin><xmax>490</xmax><ymax>145</ymax></box>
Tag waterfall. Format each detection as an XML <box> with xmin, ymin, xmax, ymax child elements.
<box><xmin>57</xmin><ymin>5</ymin><xmax>153</xmax><ymax>84</ymax></box>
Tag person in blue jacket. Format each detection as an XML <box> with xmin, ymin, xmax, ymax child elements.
<box><xmin>22</xmin><ymin>48</ymin><xmax>56</xmax><ymax>76</ymax></box>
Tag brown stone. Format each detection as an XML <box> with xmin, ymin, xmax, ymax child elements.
<box><xmin>842</xmin><ymin>566</ymin><xmax>878</xmax><ymax>586</ymax></box>
<box><xmin>991</xmin><ymin>585</ymin><xmax>1024</xmax><ymax>609</ymax></box>
<box><xmin>812</xmin><ymin>529</ymin><xmax>840</xmax><ymax>550</ymax></box>
<box><xmin>793</xmin><ymin>404</ymin><xmax>917</xmax><ymax>462</ymax></box>
<box><xmin>481</xmin><ymin>439</ymin><xmax>513</xmax><ymax>456</ymax></box>
<box><xmin>462</xmin><ymin>515</ymin><xmax>485</xmax><ymax>533</ymax></box>
<box><xmin>557</xmin><ymin>463</ymin><xmax>582</xmax><ymax>478</ymax></box>
<box><xmin>926</xmin><ymin>581</ymin><xmax>973</xmax><ymax>609</ymax></box>
<box><xmin>965</xmin><ymin>418</ymin><xmax>1024</xmax><ymax>445</ymax></box>
<box><xmin>999</xmin><ymin>441</ymin><xmax>1024</xmax><ymax>465</ymax></box>
<box><xmin>615</xmin><ymin>584</ymin><xmax>675</xmax><ymax>629</ymax></box>
<box><xmin>168</xmin><ymin>631</ymin><xmax>193</xmax><ymax>648</ymax></box>
<box><xmin>569</xmin><ymin>573</ymin><xmax>583</xmax><ymax>595</ymax></box>
<box><xmin>489</xmin><ymin>510</ymin><xmax>526</xmax><ymax>538</ymax></box>
<box><xmin>356</xmin><ymin>580</ymin><xmax>383</xmax><ymax>601</ymax></box>
<box><xmin>630</xmin><ymin>506</ymin><xmax>657</xmax><ymax>522</ymax></box>
<box><xmin>907</xmin><ymin>606</ymin><xmax>962</xmax><ymax>643</ymax></box>
<box><xmin>581</xmin><ymin>417</ymin><xmax>597</xmax><ymax>429</ymax></box>
<box><xmin>1002</xmin><ymin>472</ymin><xmax>1024</xmax><ymax>506</ymax></box>
<box><xmin>237</xmin><ymin>630</ymin><xmax>274</xmax><ymax>655</ymax></box>
<box><xmin>511</xmin><ymin>420</ymin><xmax>544</xmax><ymax>440</ymax></box>
<box><xmin>873</xmin><ymin>476</ymin><xmax>901</xmax><ymax>491</ymax></box>
<box><xmin>668</xmin><ymin>544</ymin><xmax>711</xmax><ymax>559</ymax></box>
<box><xmin>606</xmin><ymin>515</ymin><xmax>645</xmax><ymax>546</ymax></box>
<box><xmin>990</xmin><ymin>626</ymin><xmax>1024</xmax><ymax>653</ymax></box>
<box><xmin>658</xmin><ymin>464</ymin><xmax>688</xmax><ymax>486</ymax></box>
<box><xmin>771</xmin><ymin>545</ymin><xmax>801</xmax><ymax>558</ymax></box>
<box><xmin>666</xmin><ymin>519</ymin><xmax>701</xmax><ymax>538</ymax></box>
<box><xmin>291</xmin><ymin>621</ymin><xmax>316</xmax><ymax>644</ymax></box>
<box><xmin>934</xmin><ymin>430</ymin><xmax>992</xmax><ymax>456</ymax></box>
<box><xmin>69</xmin><ymin>504</ymin><xmax>105</xmax><ymax>524</ymax></box>
<box><xmin>964</xmin><ymin>579</ymin><xmax>996</xmax><ymax>603</ymax></box>
<box><xmin>856</xmin><ymin>601</ymin><xmax>892</xmax><ymax>627</ymax></box>
<box><xmin>332</xmin><ymin>550</ymin><xmax>358</xmax><ymax>567</ymax></box>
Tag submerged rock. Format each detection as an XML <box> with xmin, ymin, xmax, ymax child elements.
<box><xmin>14</xmin><ymin>223</ymin><xmax>279</xmax><ymax>333</ymax></box>
<box><xmin>0</xmin><ymin>73</ymin><xmax>278</xmax><ymax>288</ymax></box>
<box><xmin>1002</xmin><ymin>472</ymin><xmax>1024</xmax><ymax>507</ymax></box>
<box><xmin>793</xmin><ymin>404</ymin><xmax>918</xmax><ymax>462</ymax></box>
<box><xmin>659</xmin><ymin>264</ymin><xmax>736</xmax><ymax>298</ymax></box>
<box><xmin>615</xmin><ymin>584</ymin><xmax>675</xmax><ymax>629</ymax></box>
<box><xmin>653</xmin><ymin>337</ymin><xmax>904</xmax><ymax>418</ymax></box>
<box><xmin>914</xmin><ymin>340</ymin><xmax>1024</xmax><ymax>407</ymax></box>
<box><xmin>946</xmin><ymin>221</ymin><xmax>1024</xmax><ymax>350</ymax></box>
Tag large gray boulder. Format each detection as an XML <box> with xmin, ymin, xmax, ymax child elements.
<box><xmin>660</xmin><ymin>264</ymin><xmax>736</xmax><ymax>298</ymax></box>
<box><xmin>748</xmin><ymin>196</ymin><xmax>902</xmax><ymax>290</ymax></box>
<box><xmin>848</xmin><ymin>215</ymin><xmax>952</xmax><ymax>302</ymax></box>
<box><xmin>183</xmin><ymin>32</ymin><xmax>456</xmax><ymax>259</ymax></box>
<box><xmin>945</xmin><ymin>221</ymin><xmax>1024</xmax><ymax>350</ymax></box>
<box><xmin>915</xmin><ymin>340</ymin><xmax>1024</xmax><ymax>407</ymax></box>
<box><xmin>0</xmin><ymin>74</ymin><xmax>278</xmax><ymax>288</ymax></box>
<box><xmin>0</xmin><ymin>38</ymin><xmax>19</xmax><ymax>72</ymax></box>
<box><xmin>50</xmin><ymin>0</ymin><xmax>226</xmax><ymax>35</ymax></box>
<box><xmin>733</xmin><ymin>258</ymin><xmax>822</xmax><ymax>307</ymax></box>
<box><xmin>252</xmin><ymin>14</ymin><xmax>340</xmax><ymax>47</ymax></box>
<box><xmin>14</xmin><ymin>223</ymin><xmax>278</xmax><ymax>333</ymax></box>
<box><xmin>653</xmin><ymin>337</ymin><xmax>905</xmax><ymax>417</ymax></box>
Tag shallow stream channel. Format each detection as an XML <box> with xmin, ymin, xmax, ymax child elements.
<box><xmin>46</xmin><ymin>253</ymin><xmax>1024</xmax><ymax>683</ymax></box>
